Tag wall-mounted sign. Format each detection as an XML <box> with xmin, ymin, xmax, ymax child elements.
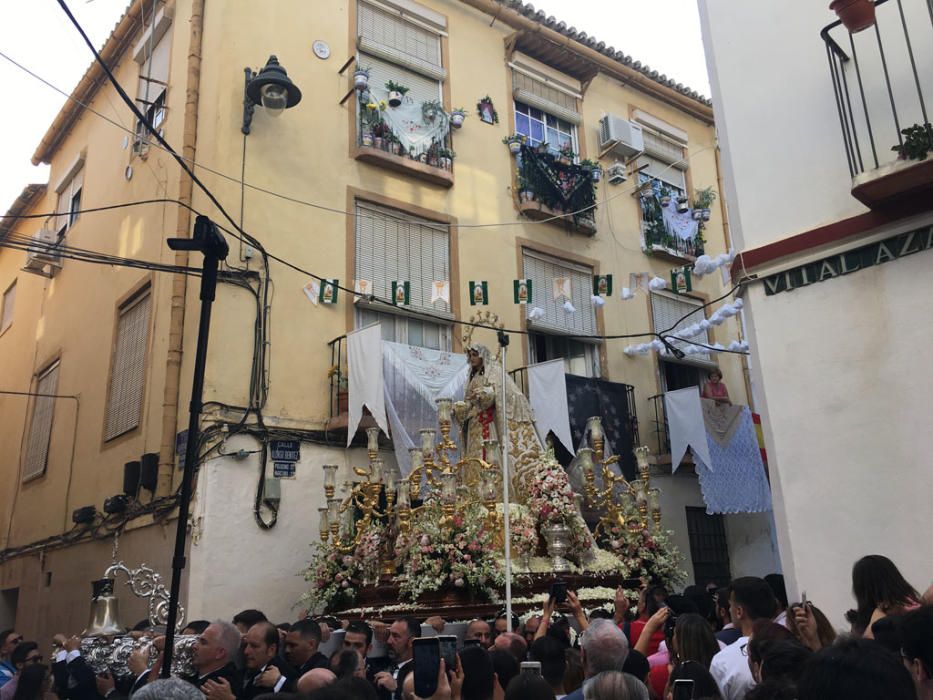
<box><xmin>273</xmin><ymin>462</ymin><xmax>296</xmax><ymax>479</ymax></box>
<box><xmin>270</xmin><ymin>440</ymin><xmax>300</xmax><ymax>462</ymax></box>
<box><xmin>762</xmin><ymin>225</ymin><xmax>933</xmax><ymax>296</ymax></box>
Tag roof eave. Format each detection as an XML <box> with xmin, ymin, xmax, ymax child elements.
<box><xmin>0</xmin><ymin>184</ymin><xmax>48</xmax><ymax>241</ymax></box>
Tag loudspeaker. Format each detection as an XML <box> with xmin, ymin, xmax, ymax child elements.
<box><xmin>72</xmin><ymin>506</ymin><xmax>97</xmax><ymax>524</ymax></box>
<box><xmin>123</xmin><ymin>461</ymin><xmax>141</xmax><ymax>498</ymax></box>
<box><xmin>140</xmin><ymin>453</ymin><xmax>159</xmax><ymax>492</ymax></box>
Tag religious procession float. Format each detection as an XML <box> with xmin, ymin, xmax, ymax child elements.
<box><xmin>301</xmin><ymin>316</ymin><xmax>686</xmax><ymax>621</ymax></box>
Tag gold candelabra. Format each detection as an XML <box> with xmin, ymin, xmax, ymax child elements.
<box><xmin>578</xmin><ymin>417</ymin><xmax>663</xmax><ymax>539</ymax></box>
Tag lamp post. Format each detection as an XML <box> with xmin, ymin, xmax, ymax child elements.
<box><xmin>161</xmin><ymin>215</ymin><xmax>228</xmax><ymax>676</ymax></box>
<box><xmin>242</xmin><ymin>56</ymin><xmax>303</xmax><ymax>134</ymax></box>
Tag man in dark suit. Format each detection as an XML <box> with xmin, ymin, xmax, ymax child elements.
<box><xmin>283</xmin><ymin>619</ymin><xmax>328</xmax><ymax>678</ymax></box>
<box><xmin>373</xmin><ymin>617</ymin><xmax>419</xmax><ymax>700</ymax></box>
<box><xmin>50</xmin><ymin>636</ymin><xmax>98</xmax><ymax>700</ymax></box>
<box><xmin>187</xmin><ymin>620</ymin><xmax>242</xmax><ymax>696</ymax></box>
<box><xmin>237</xmin><ymin>622</ymin><xmax>296</xmax><ymax>699</ymax></box>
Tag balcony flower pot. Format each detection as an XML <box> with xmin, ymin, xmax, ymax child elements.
<box><xmin>353</xmin><ymin>69</ymin><xmax>370</xmax><ymax>91</ymax></box>
<box><xmin>520</xmin><ymin>189</ymin><xmax>535</xmax><ymax>202</ymax></box>
<box><xmin>591</xmin><ymin>168</ymin><xmax>601</xmax><ymax>182</ymax></box>
<box><xmin>361</xmin><ymin>132</ymin><xmax>374</xmax><ymax>147</ymax></box>
<box><xmin>660</xmin><ymin>195</ymin><xmax>671</xmax><ymax>207</ymax></box>
<box><xmin>390</xmin><ymin>141</ymin><xmax>401</xmax><ymax>155</ymax></box>
<box><xmin>692</xmin><ymin>209</ymin><xmax>703</xmax><ymax>221</ymax></box>
<box><xmin>701</xmin><ymin>208</ymin><xmax>711</xmax><ymax>221</ymax></box>
<box><xmin>676</xmin><ymin>196</ymin><xmax>689</xmax><ymax>213</ymax></box>
<box><xmin>450</xmin><ymin>108</ymin><xmax>467</xmax><ymax>128</ymax></box>
<box><xmin>503</xmin><ymin>136</ymin><xmax>523</xmax><ymax>154</ymax></box>
<box><xmin>439</xmin><ymin>156</ymin><xmax>452</xmax><ymax>170</ymax></box>
<box><xmin>387</xmin><ymin>91</ymin><xmax>403</xmax><ymax>107</ymax></box>
<box><xmin>373</xmin><ymin>136</ymin><xmax>384</xmax><ymax>150</ymax></box>
<box><xmin>830</xmin><ymin>0</ymin><xmax>876</xmax><ymax>33</ymax></box>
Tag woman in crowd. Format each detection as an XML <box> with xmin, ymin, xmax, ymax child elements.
<box><xmin>648</xmin><ymin>613</ymin><xmax>719</xmax><ymax>698</ymax></box>
<box><xmin>11</xmin><ymin>665</ymin><xmax>50</xmax><ymax>700</ymax></box>
<box><xmin>629</xmin><ymin>587</ymin><xmax>668</xmax><ymax>657</ymax></box>
<box><xmin>701</xmin><ymin>369</ymin><xmax>730</xmax><ymax>405</ymax></box>
<box><xmin>787</xmin><ymin>600</ymin><xmax>836</xmax><ymax>651</ymax></box>
<box><xmin>664</xmin><ymin>662</ymin><xmax>722</xmax><ymax>700</ymax></box>
<box><xmin>851</xmin><ymin>554</ymin><xmax>921</xmax><ymax>639</ymax></box>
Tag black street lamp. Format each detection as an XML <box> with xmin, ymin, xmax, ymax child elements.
<box><xmin>161</xmin><ymin>215</ymin><xmax>228</xmax><ymax>676</ymax></box>
<box><xmin>242</xmin><ymin>55</ymin><xmax>302</xmax><ymax>134</ymax></box>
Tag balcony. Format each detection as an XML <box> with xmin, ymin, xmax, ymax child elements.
<box><xmin>821</xmin><ymin>0</ymin><xmax>933</xmax><ymax>207</ymax></box>
<box><xmin>355</xmin><ymin>96</ymin><xmax>454</xmax><ymax>188</ymax></box>
<box><xmin>511</xmin><ymin>142</ymin><xmax>599</xmax><ymax>235</ymax></box>
<box><xmin>638</xmin><ymin>180</ymin><xmax>706</xmax><ymax>262</ymax></box>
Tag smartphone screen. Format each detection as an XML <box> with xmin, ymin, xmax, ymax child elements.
<box><xmin>462</xmin><ymin>639</ymin><xmax>481</xmax><ymax>648</ymax></box>
<box><xmin>438</xmin><ymin>635</ymin><xmax>457</xmax><ymax>671</ymax></box>
<box><xmin>413</xmin><ymin>638</ymin><xmax>441</xmax><ymax>698</ymax></box>
<box><xmin>550</xmin><ymin>579</ymin><xmax>568</xmax><ymax>604</ymax></box>
<box><xmin>673</xmin><ymin>679</ymin><xmax>695</xmax><ymax>700</ymax></box>
<box><xmin>520</xmin><ymin>661</ymin><xmax>542</xmax><ymax>675</ymax></box>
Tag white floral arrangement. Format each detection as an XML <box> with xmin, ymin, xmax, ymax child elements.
<box><xmin>526</xmin><ymin>457</ymin><xmax>594</xmax><ymax>559</ymax></box>
<box><xmin>300</xmin><ymin>521</ymin><xmax>386</xmax><ymax>613</ymax></box>
<box><xmin>599</xmin><ymin>523</ymin><xmax>686</xmax><ymax>591</ymax></box>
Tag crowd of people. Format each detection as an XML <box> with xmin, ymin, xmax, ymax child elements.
<box><xmin>0</xmin><ymin>554</ymin><xmax>930</xmax><ymax>700</ymax></box>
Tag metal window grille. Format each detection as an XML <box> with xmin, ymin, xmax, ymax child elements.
<box><xmin>104</xmin><ymin>289</ymin><xmax>152</xmax><ymax>440</ymax></box>
<box><xmin>23</xmin><ymin>361</ymin><xmax>60</xmax><ymax>480</ymax></box>
<box><xmin>685</xmin><ymin>506</ymin><xmax>732</xmax><ymax>587</ymax></box>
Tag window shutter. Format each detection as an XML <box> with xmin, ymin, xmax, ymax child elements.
<box><xmin>641</xmin><ymin>129</ymin><xmax>686</xmax><ymax>167</ymax></box>
<box><xmin>355</xmin><ymin>202</ymin><xmax>450</xmax><ymax>316</ymax></box>
<box><xmin>522</xmin><ymin>250</ymin><xmax>597</xmax><ymax>336</ymax></box>
<box><xmin>361</xmin><ymin>53</ymin><xmax>441</xmax><ymax>107</ymax></box>
<box><xmin>137</xmin><ymin>32</ymin><xmax>171</xmax><ymax>106</ymax></box>
<box><xmin>650</xmin><ymin>292</ymin><xmax>710</xmax><ymax>360</ymax></box>
<box><xmin>358</xmin><ymin>1</ymin><xmax>446</xmax><ymax>81</ymax></box>
<box><xmin>105</xmin><ymin>290</ymin><xmax>152</xmax><ymax>440</ymax></box>
<box><xmin>1</xmin><ymin>281</ymin><xmax>15</xmax><ymax>332</ymax></box>
<box><xmin>511</xmin><ymin>70</ymin><xmax>581</xmax><ymax>124</ymax></box>
<box><xmin>23</xmin><ymin>361</ymin><xmax>60</xmax><ymax>480</ymax></box>
<box><xmin>636</xmin><ymin>155</ymin><xmax>686</xmax><ymax>192</ymax></box>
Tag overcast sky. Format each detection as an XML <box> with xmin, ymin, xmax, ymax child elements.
<box><xmin>0</xmin><ymin>0</ymin><xmax>710</xmax><ymax>213</ymax></box>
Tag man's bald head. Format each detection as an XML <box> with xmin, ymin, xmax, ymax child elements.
<box><xmin>297</xmin><ymin>667</ymin><xmax>336</xmax><ymax>694</ymax></box>
<box><xmin>493</xmin><ymin>632</ymin><xmax>527</xmax><ymax>661</ymax></box>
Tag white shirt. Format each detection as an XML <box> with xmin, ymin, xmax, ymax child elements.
<box><xmin>709</xmin><ymin>636</ymin><xmax>755</xmax><ymax>700</ymax></box>
<box><xmin>773</xmin><ymin>610</ymin><xmax>788</xmax><ymax>628</ymax></box>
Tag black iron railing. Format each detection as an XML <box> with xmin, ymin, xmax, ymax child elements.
<box><xmin>327</xmin><ymin>335</ymin><xmax>347</xmax><ymax>420</ymax></box>
<box><xmin>648</xmin><ymin>393</ymin><xmax>671</xmax><ymax>457</ymax></box>
<box><xmin>821</xmin><ymin>0</ymin><xmax>933</xmax><ymax>177</ymax></box>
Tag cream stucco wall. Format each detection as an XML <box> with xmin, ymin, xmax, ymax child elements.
<box><xmin>700</xmin><ymin>0</ymin><xmax>933</xmax><ymax>621</ymax></box>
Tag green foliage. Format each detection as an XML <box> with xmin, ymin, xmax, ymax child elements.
<box><xmin>518</xmin><ymin>144</ymin><xmax>598</xmax><ymax>226</ymax></box>
<box><xmin>892</xmin><ymin>123</ymin><xmax>933</xmax><ymax>161</ymax></box>
<box><xmin>385</xmin><ymin>80</ymin><xmax>410</xmax><ymax>95</ymax></box>
<box><xmin>693</xmin><ymin>186</ymin><xmax>717</xmax><ymax>209</ymax></box>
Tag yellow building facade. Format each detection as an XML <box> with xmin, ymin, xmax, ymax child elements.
<box><xmin>0</xmin><ymin>0</ymin><xmax>776</xmax><ymax>639</ymax></box>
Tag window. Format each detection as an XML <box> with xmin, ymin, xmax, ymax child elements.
<box><xmin>650</xmin><ymin>291</ymin><xmax>710</xmax><ymax>362</ymax></box>
<box><xmin>1</xmin><ymin>280</ymin><xmax>15</xmax><ymax>333</ymax></box>
<box><xmin>134</xmin><ymin>22</ymin><xmax>171</xmax><ymax>153</ymax></box>
<box><xmin>686</xmin><ymin>506</ymin><xmax>732</xmax><ymax>587</ymax></box>
<box><xmin>55</xmin><ymin>166</ymin><xmax>83</xmax><ymax>238</ymax></box>
<box><xmin>355</xmin><ymin>201</ymin><xmax>451</xmax><ymax>349</ymax></box>
<box><xmin>511</xmin><ymin>65</ymin><xmax>581</xmax><ymax>154</ymax></box>
<box><xmin>523</xmin><ymin>249</ymin><xmax>600</xmax><ymax>376</ymax></box>
<box><xmin>514</xmin><ymin>102</ymin><xmax>576</xmax><ymax>152</ymax></box>
<box><xmin>23</xmin><ymin>361</ymin><xmax>60</xmax><ymax>480</ymax></box>
<box><xmin>105</xmin><ymin>287</ymin><xmax>152</xmax><ymax>440</ymax></box>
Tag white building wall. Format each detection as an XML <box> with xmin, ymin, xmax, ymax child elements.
<box><xmin>699</xmin><ymin>0</ymin><xmax>933</xmax><ymax>623</ymax></box>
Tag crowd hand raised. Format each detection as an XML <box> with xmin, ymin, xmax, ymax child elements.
<box><xmin>203</xmin><ymin>677</ymin><xmax>236</xmax><ymax>700</ymax></box>
<box><xmin>413</xmin><ymin>659</ymin><xmax>452</xmax><ymax>700</ymax></box>
<box><xmin>792</xmin><ymin>604</ymin><xmax>822</xmax><ymax>651</ymax></box>
<box><xmin>426</xmin><ymin>616</ymin><xmax>447</xmax><ymax>633</ymax></box>
<box><xmin>450</xmin><ymin>654</ymin><xmax>464</xmax><ymax>699</ymax></box>
<box><xmin>257</xmin><ymin>666</ymin><xmax>282</xmax><ymax>688</ymax></box>
<box><xmin>64</xmin><ymin>636</ymin><xmax>82</xmax><ymax>652</ymax></box>
<box><xmin>52</xmin><ymin>634</ymin><xmax>68</xmax><ymax>649</ymax></box>
<box><xmin>644</xmin><ymin>606</ymin><xmax>671</xmax><ymax>633</ymax></box>
<box><xmin>371</xmin><ymin>621</ymin><xmax>389</xmax><ymax>644</ymax></box>
<box><xmin>374</xmin><ymin>671</ymin><xmax>398</xmax><ymax>692</ymax></box>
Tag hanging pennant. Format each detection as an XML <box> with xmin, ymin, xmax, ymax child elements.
<box><xmin>593</xmin><ymin>274</ymin><xmax>613</xmax><ymax>297</ymax></box>
<box><xmin>392</xmin><ymin>281</ymin><xmax>410</xmax><ymax>306</ymax></box>
<box><xmin>630</xmin><ymin>272</ymin><xmax>650</xmax><ymax>292</ymax></box>
<box><xmin>354</xmin><ymin>279</ymin><xmax>372</xmax><ymax>300</ymax></box>
<box><xmin>469</xmin><ymin>281</ymin><xmax>489</xmax><ymax>306</ymax></box>
<box><xmin>431</xmin><ymin>281</ymin><xmax>450</xmax><ymax>304</ymax></box>
<box><xmin>319</xmin><ymin>279</ymin><xmax>339</xmax><ymax>304</ymax></box>
<box><xmin>553</xmin><ymin>277</ymin><xmax>571</xmax><ymax>301</ymax></box>
<box><xmin>514</xmin><ymin>279</ymin><xmax>532</xmax><ymax>304</ymax></box>
<box><xmin>671</xmin><ymin>267</ymin><xmax>693</xmax><ymax>294</ymax></box>
<box><xmin>303</xmin><ymin>280</ymin><xmax>320</xmax><ymax>306</ymax></box>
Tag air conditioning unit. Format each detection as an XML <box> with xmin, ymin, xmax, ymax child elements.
<box><xmin>22</xmin><ymin>228</ymin><xmax>63</xmax><ymax>278</ymax></box>
<box><xmin>598</xmin><ymin>116</ymin><xmax>644</xmax><ymax>159</ymax></box>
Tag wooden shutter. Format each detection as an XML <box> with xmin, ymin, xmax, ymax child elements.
<box><xmin>1</xmin><ymin>281</ymin><xmax>15</xmax><ymax>332</ymax></box>
<box><xmin>23</xmin><ymin>361</ymin><xmax>60</xmax><ymax>480</ymax></box>
<box><xmin>355</xmin><ymin>202</ymin><xmax>450</xmax><ymax>316</ymax></box>
<box><xmin>636</xmin><ymin>154</ymin><xmax>686</xmax><ymax>192</ymax></box>
<box><xmin>522</xmin><ymin>250</ymin><xmax>597</xmax><ymax>336</ymax></box>
<box><xmin>642</xmin><ymin>128</ymin><xmax>687</xmax><ymax>167</ymax></box>
<box><xmin>362</xmin><ymin>53</ymin><xmax>441</xmax><ymax>107</ymax></box>
<box><xmin>511</xmin><ymin>70</ymin><xmax>581</xmax><ymax>125</ymax></box>
<box><xmin>105</xmin><ymin>289</ymin><xmax>152</xmax><ymax>440</ymax></box>
<box><xmin>137</xmin><ymin>30</ymin><xmax>171</xmax><ymax>107</ymax></box>
<box><xmin>358</xmin><ymin>1</ymin><xmax>445</xmax><ymax>81</ymax></box>
<box><xmin>650</xmin><ymin>292</ymin><xmax>710</xmax><ymax>360</ymax></box>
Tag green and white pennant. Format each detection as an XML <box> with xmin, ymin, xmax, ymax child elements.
<box><xmin>318</xmin><ymin>279</ymin><xmax>338</xmax><ymax>304</ymax></box>
<box><xmin>391</xmin><ymin>281</ymin><xmax>411</xmax><ymax>306</ymax></box>
<box><xmin>513</xmin><ymin>279</ymin><xmax>532</xmax><ymax>304</ymax></box>
<box><xmin>671</xmin><ymin>266</ymin><xmax>693</xmax><ymax>294</ymax></box>
<box><xmin>469</xmin><ymin>281</ymin><xmax>488</xmax><ymax>306</ymax></box>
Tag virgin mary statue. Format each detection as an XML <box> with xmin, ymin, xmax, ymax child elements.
<box><xmin>452</xmin><ymin>343</ymin><xmax>544</xmax><ymax>498</ymax></box>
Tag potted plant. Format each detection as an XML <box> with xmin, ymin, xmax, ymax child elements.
<box><xmin>387</xmin><ymin>133</ymin><xmax>401</xmax><ymax>155</ymax></box>
<box><xmin>537</xmin><ymin>141</ymin><xmax>551</xmax><ymax>155</ymax></box>
<box><xmin>361</xmin><ymin>130</ymin><xmax>374</xmax><ymax>147</ymax></box>
<box><xmin>353</xmin><ymin>65</ymin><xmax>370</xmax><ymax>91</ymax></box>
<box><xmin>676</xmin><ymin>195</ymin><xmax>689</xmax><ymax>214</ymax></box>
<box><xmin>372</xmin><ymin>120</ymin><xmax>389</xmax><ymax>150</ymax></box>
<box><xmin>830</xmin><ymin>0</ymin><xmax>876</xmax><ymax>33</ymax></box>
<box><xmin>502</xmin><ymin>134</ymin><xmax>525</xmax><ymax>155</ymax></box>
<box><xmin>385</xmin><ymin>80</ymin><xmax>409</xmax><ymax>107</ymax></box>
<box><xmin>693</xmin><ymin>186</ymin><xmax>716</xmax><ymax>222</ymax></box>
<box><xmin>422</xmin><ymin>99</ymin><xmax>442</xmax><ymax>122</ymax></box>
<box><xmin>450</xmin><ymin>108</ymin><xmax>467</xmax><ymax>128</ymax></box>
<box><xmin>438</xmin><ymin>147</ymin><xmax>455</xmax><ymax>170</ymax></box>
<box><xmin>659</xmin><ymin>187</ymin><xmax>671</xmax><ymax>207</ymax></box>
<box><xmin>891</xmin><ymin>122</ymin><xmax>933</xmax><ymax>161</ymax></box>
<box><xmin>557</xmin><ymin>144</ymin><xmax>575</xmax><ymax>165</ymax></box>
<box><xmin>580</xmin><ymin>158</ymin><xmax>601</xmax><ymax>182</ymax></box>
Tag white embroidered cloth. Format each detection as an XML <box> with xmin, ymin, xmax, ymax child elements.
<box><xmin>371</xmin><ymin>88</ymin><xmax>450</xmax><ymax>157</ymax></box>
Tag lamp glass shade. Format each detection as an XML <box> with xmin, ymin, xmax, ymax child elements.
<box><xmin>260</xmin><ymin>83</ymin><xmax>288</xmax><ymax>115</ymax></box>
